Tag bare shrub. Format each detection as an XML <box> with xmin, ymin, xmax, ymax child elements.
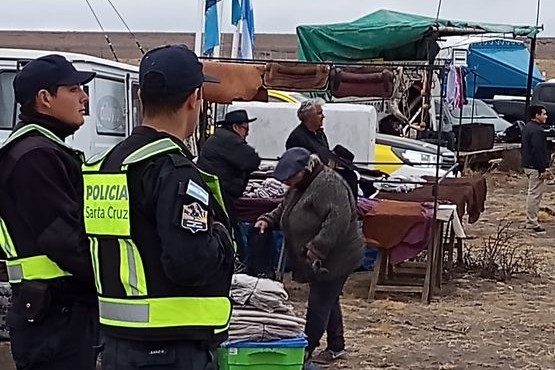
<box><xmin>464</xmin><ymin>219</ymin><xmax>540</xmax><ymax>281</ymax></box>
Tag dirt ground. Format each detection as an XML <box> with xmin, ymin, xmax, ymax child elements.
<box><xmin>1</xmin><ymin>172</ymin><xmax>554</xmax><ymax>369</ymax></box>
<box><xmin>285</xmin><ymin>172</ymin><xmax>555</xmax><ymax>370</ymax></box>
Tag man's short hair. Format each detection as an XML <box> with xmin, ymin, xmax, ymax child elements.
<box><xmin>297</xmin><ymin>98</ymin><xmax>325</xmax><ymax>122</ymax></box>
<box><xmin>529</xmin><ymin>105</ymin><xmax>547</xmax><ymax>121</ymax></box>
<box><xmin>140</xmin><ymin>71</ymin><xmax>195</xmax><ymax>117</ymax></box>
<box><xmin>20</xmin><ymin>86</ymin><xmax>59</xmax><ymax>116</ymax></box>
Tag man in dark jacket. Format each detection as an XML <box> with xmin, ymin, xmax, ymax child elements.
<box><xmin>521</xmin><ymin>105</ymin><xmax>550</xmax><ymax>232</ymax></box>
<box><xmin>0</xmin><ymin>55</ymin><xmax>98</xmax><ymax>369</ymax></box>
<box><xmin>198</xmin><ymin>109</ymin><xmax>261</xmax><ymax>261</ymax></box>
<box><xmin>286</xmin><ymin>99</ymin><xmax>332</xmax><ymax>164</ymax></box>
<box><xmin>198</xmin><ymin>109</ymin><xmax>261</xmax><ymax>201</ymax></box>
<box><xmin>87</xmin><ymin>45</ymin><xmax>235</xmax><ymax>370</ymax></box>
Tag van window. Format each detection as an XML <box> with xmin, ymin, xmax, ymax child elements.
<box><xmin>538</xmin><ymin>86</ymin><xmax>555</xmax><ymax>103</ymax></box>
<box><xmin>0</xmin><ymin>71</ymin><xmax>16</xmax><ymax>129</ymax></box>
<box><xmin>131</xmin><ymin>83</ymin><xmax>142</xmax><ymax>128</ymax></box>
<box><xmin>92</xmin><ymin>77</ymin><xmax>126</xmax><ymax>136</ymax></box>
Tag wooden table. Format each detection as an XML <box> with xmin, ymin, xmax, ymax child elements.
<box><xmin>367</xmin><ymin>219</ymin><xmax>446</xmax><ymax>304</ymax></box>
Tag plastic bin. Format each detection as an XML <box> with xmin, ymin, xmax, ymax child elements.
<box><xmin>218</xmin><ymin>337</ymin><xmax>307</xmax><ymax>370</ymax></box>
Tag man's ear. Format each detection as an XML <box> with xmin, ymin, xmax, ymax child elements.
<box><xmin>186</xmin><ymin>88</ymin><xmax>200</xmax><ymax>109</ymax></box>
<box><xmin>36</xmin><ymin>89</ymin><xmax>53</xmax><ymax>108</ymax></box>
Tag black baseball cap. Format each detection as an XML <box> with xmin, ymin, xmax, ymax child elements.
<box><xmin>139</xmin><ymin>44</ymin><xmax>218</xmax><ymax>95</ymax></box>
<box><xmin>13</xmin><ymin>54</ymin><xmax>96</xmax><ymax>104</ymax></box>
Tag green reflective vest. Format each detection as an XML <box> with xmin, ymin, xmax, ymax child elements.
<box><xmin>83</xmin><ymin>137</ymin><xmax>233</xmax><ymax>335</ymax></box>
<box><xmin>0</xmin><ymin>124</ymin><xmax>74</xmax><ymax>284</ymax></box>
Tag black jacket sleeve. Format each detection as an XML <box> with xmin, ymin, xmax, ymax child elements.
<box><xmin>225</xmin><ymin>139</ymin><xmax>261</xmax><ymax>173</ymax></box>
<box><xmin>147</xmin><ymin>158</ymin><xmax>234</xmax><ymax>287</ymax></box>
<box><xmin>285</xmin><ymin>129</ymin><xmax>306</xmax><ymax>151</ymax></box>
<box><xmin>531</xmin><ymin>130</ymin><xmax>549</xmax><ymax>173</ymax></box>
<box><xmin>9</xmin><ymin>148</ymin><xmax>93</xmax><ymax>283</ymax></box>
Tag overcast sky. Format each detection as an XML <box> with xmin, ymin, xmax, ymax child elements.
<box><xmin>1</xmin><ymin>0</ymin><xmax>552</xmax><ymax>36</ymax></box>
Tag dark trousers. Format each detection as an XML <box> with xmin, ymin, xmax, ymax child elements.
<box><xmin>102</xmin><ymin>336</ymin><xmax>218</xmax><ymax>370</ymax></box>
<box><xmin>305</xmin><ymin>275</ymin><xmax>348</xmax><ymax>355</ymax></box>
<box><xmin>8</xmin><ymin>303</ymin><xmax>99</xmax><ymax>370</ymax></box>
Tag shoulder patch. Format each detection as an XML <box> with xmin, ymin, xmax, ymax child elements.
<box><xmin>186</xmin><ymin>180</ymin><xmax>209</xmax><ymax>206</ymax></box>
<box><xmin>181</xmin><ymin>202</ymin><xmax>208</xmax><ymax>233</ymax></box>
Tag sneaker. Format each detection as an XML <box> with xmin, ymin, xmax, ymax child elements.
<box><xmin>312</xmin><ymin>349</ymin><xmax>349</xmax><ymax>364</ymax></box>
<box><xmin>303</xmin><ymin>359</ymin><xmax>321</xmax><ymax>370</ymax></box>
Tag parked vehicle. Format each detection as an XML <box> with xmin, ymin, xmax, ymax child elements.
<box><xmin>0</xmin><ymin>48</ymin><xmax>141</xmax><ymax>157</ymax></box>
<box><xmin>233</xmin><ymin>95</ymin><xmax>456</xmax><ymax>177</ymax></box>
<box><xmin>435</xmin><ymin>98</ymin><xmax>512</xmax><ymax>135</ymax></box>
<box><xmin>489</xmin><ymin>82</ymin><xmax>555</xmax><ymax>125</ymax></box>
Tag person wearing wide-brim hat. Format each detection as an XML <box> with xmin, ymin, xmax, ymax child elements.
<box><xmin>329</xmin><ymin>144</ymin><xmax>359</xmax><ymax>198</ymax></box>
<box><xmin>199</xmin><ymin>109</ymin><xmax>261</xmax><ymax>202</ymax></box>
<box><xmin>216</xmin><ymin>109</ymin><xmax>257</xmax><ymax>127</ymax></box>
<box><xmin>198</xmin><ymin>109</ymin><xmax>261</xmax><ymax>259</ymax></box>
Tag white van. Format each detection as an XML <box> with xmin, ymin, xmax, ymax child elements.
<box><xmin>0</xmin><ymin>48</ymin><xmax>141</xmax><ymax>157</ymax></box>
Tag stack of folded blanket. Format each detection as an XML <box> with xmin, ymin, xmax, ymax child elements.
<box><xmin>229</xmin><ymin>274</ymin><xmax>305</xmax><ymax>341</ymax></box>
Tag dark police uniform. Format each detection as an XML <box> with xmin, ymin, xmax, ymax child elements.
<box><xmin>83</xmin><ymin>126</ymin><xmax>235</xmax><ymax>370</ymax></box>
<box><xmin>0</xmin><ymin>114</ymin><xmax>98</xmax><ymax>370</ymax></box>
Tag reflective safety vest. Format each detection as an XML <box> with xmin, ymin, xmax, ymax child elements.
<box><xmin>0</xmin><ymin>124</ymin><xmax>75</xmax><ymax>284</ymax></box>
<box><xmin>82</xmin><ymin>138</ymin><xmax>233</xmax><ymax>336</ymax></box>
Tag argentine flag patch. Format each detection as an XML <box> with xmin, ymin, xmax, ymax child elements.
<box><xmin>186</xmin><ymin>180</ymin><xmax>209</xmax><ymax>206</ymax></box>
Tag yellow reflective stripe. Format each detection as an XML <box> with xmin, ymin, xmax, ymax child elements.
<box><xmin>89</xmin><ymin>237</ymin><xmax>103</xmax><ymax>294</ymax></box>
<box><xmin>84</xmin><ymin>149</ymin><xmax>111</xmax><ymax>170</ymax></box>
<box><xmin>6</xmin><ymin>255</ymin><xmax>71</xmax><ymax>284</ymax></box>
<box><xmin>198</xmin><ymin>170</ymin><xmax>228</xmax><ymax>218</ymax></box>
<box><xmin>2</xmin><ymin>124</ymin><xmax>64</xmax><ymax>148</ymax></box>
<box><xmin>98</xmin><ymin>296</ymin><xmax>232</xmax><ymax>329</ymax></box>
<box><xmin>119</xmin><ymin>239</ymin><xmax>132</xmax><ymax>296</ymax></box>
<box><xmin>122</xmin><ymin>138</ymin><xmax>182</xmax><ymax>165</ymax></box>
<box><xmin>118</xmin><ymin>239</ymin><xmax>147</xmax><ymax>296</ymax></box>
<box><xmin>0</xmin><ymin>217</ymin><xmax>16</xmax><ymax>259</ymax></box>
<box><xmin>215</xmin><ymin>321</ymin><xmax>231</xmax><ymax>334</ymax></box>
<box><xmin>83</xmin><ymin>173</ymin><xmax>130</xmax><ymax>237</ymax></box>
<box><xmin>198</xmin><ymin>170</ymin><xmax>238</xmax><ymax>251</ymax></box>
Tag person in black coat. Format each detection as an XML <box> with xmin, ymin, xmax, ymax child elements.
<box><xmin>521</xmin><ymin>105</ymin><xmax>550</xmax><ymax>232</ymax></box>
<box><xmin>198</xmin><ymin>110</ymin><xmax>261</xmax><ymax>260</ymax></box>
<box><xmin>286</xmin><ymin>99</ymin><xmax>333</xmax><ymax>164</ymax></box>
<box><xmin>198</xmin><ymin>109</ymin><xmax>261</xmax><ymax>202</ymax></box>
<box><xmin>330</xmin><ymin>144</ymin><xmax>359</xmax><ymax>199</ymax></box>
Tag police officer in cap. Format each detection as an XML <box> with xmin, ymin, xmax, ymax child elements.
<box><xmin>0</xmin><ymin>55</ymin><xmax>98</xmax><ymax>369</ymax></box>
<box><xmin>82</xmin><ymin>45</ymin><xmax>234</xmax><ymax>369</ymax></box>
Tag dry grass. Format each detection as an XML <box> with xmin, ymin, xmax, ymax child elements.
<box><xmin>286</xmin><ymin>172</ymin><xmax>555</xmax><ymax>369</ymax></box>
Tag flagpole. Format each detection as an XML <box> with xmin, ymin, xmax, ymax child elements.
<box><xmin>194</xmin><ymin>0</ymin><xmax>204</xmax><ymax>55</ymax></box>
<box><xmin>231</xmin><ymin>20</ymin><xmax>241</xmax><ymax>58</ymax></box>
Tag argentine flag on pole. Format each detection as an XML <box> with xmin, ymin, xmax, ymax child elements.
<box><xmin>231</xmin><ymin>0</ymin><xmax>254</xmax><ymax>59</ymax></box>
<box><xmin>240</xmin><ymin>0</ymin><xmax>255</xmax><ymax>59</ymax></box>
<box><xmin>231</xmin><ymin>0</ymin><xmax>242</xmax><ymax>26</ymax></box>
<box><xmin>203</xmin><ymin>0</ymin><xmax>221</xmax><ymax>56</ymax></box>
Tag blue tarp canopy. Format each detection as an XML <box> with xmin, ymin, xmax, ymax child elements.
<box><xmin>468</xmin><ymin>40</ymin><xmax>544</xmax><ymax>99</ymax></box>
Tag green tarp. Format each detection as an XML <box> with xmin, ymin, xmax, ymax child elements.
<box><xmin>296</xmin><ymin>9</ymin><xmax>541</xmax><ymax>62</ymax></box>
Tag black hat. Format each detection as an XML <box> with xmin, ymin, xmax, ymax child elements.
<box><xmin>218</xmin><ymin>110</ymin><xmax>257</xmax><ymax>125</ymax></box>
<box><xmin>13</xmin><ymin>54</ymin><xmax>96</xmax><ymax>104</ymax></box>
<box><xmin>273</xmin><ymin>147</ymin><xmax>311</xmax><ymax>182</ymax></box>
<box><xmin>140</xmin><ymin>44</ymin><xmax>218</xmax><ymax>95</ymax></box>
<box><xmin>331</xmin><ymin>144</ymin><xmax>355</xmax><ymax>170</ymax></box>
